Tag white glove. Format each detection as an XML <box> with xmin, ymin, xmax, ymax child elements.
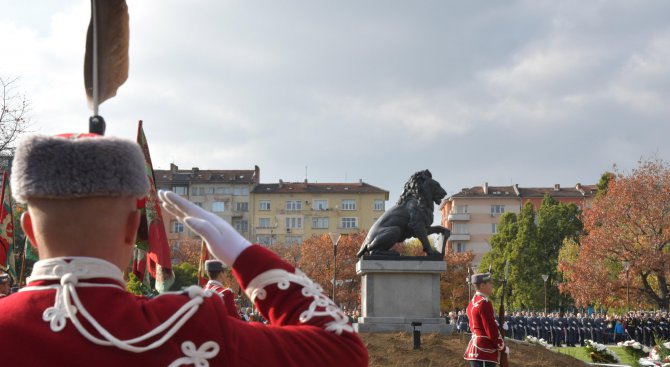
<box><xmin>159</xmin><ymin>190</ymin><xmax>251</xmax><ymax>266</ymax></box>
<box><xmin>505</xmin><ymin>346</ymin><xmax>510</xmax><ymax>355</ymax></box>
<box><xmin>503</xmin><ymin>322</ymin><xmax>509</xmax><ymax>331</ymax></box>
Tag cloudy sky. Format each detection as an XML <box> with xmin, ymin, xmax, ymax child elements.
<box><xmin>1</xmin><ymin>1</ymin><xmax>669</xmax><ymax>215</ymax></box>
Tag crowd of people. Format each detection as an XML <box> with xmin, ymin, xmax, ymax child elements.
<box><xmin>446</xmin><ymin>309</ymin><xmax>670</xmax><ymax>347</ymax></box>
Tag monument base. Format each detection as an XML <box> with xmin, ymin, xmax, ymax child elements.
<box><xmin>356</xmin><ymin>258</ymin><xmax>453</xmax><ymax>335</ymax></box>
<box><xmin>354</xmin><ymin>317</ymin><xmax>454</xmax><ymax>334</ymax></box>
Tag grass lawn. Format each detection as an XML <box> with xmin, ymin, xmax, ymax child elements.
<box><xmin>555</xmin><ymin>346</ymin><xmax>638</xmax><ymax>366</ymax></box>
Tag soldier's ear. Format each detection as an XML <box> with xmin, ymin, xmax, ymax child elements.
<box><xmin>21</xmin><ymin>212</ymin><xmax>38</xmax><ymax>248</ymax></box>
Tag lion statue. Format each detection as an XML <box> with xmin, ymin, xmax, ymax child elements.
<box><xmin>356</xmin><ymin>169</ymin><xmax>450</xmax><ymax>258</ymax></box>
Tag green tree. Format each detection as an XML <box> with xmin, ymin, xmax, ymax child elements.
<box><xmin>480</xmin><ymin>212</ymin><xmax>518</xmax><ymax>302</ymax></box>
<box><xmin>126</xmin><ymin>273</ymin><xmax>158</xmax><ymax>296</ymax></box>
<box><xmin>171</xmin><ymin>262</ymin><xmax>198</xmax><ymax>291</ymax></box>
<box><xmin>481</xmin><ymin>198</ymin><xmax>583</xmax><ymax>310</ymax></box>
<box><xmin>596</xmin><ymin>171</ymin><xmax>615</xmax><ymax>198</ymax></box>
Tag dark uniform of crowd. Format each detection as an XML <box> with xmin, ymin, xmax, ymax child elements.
<box><xmin>451</xmin><ymin>310</ymin><xmax>670</xmax><ymax>347</ymax></box>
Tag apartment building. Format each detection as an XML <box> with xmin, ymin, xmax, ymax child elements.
<box><xmin>250</xmin><ymin>180</ymin><xmax>389</xmax><ymax>245</ymax></box>
<box><xmin>440</xmin><ymin>183</ymin><xmax>596</xmax><ymax>266</ymax></box>
<box><xmin>155</xmin><ymin>164</ymin><xmax>260</xmax><ymax>245</ymax></box>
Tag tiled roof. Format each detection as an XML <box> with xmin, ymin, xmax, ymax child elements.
<box><xmin>450</xmin><ymin>184</ymin><xmax>596</xmax><ymax>199</ymax></box>
<box><xmin>253</xmin><ymin>182</ymin><xmax>389</xmax><ymax>196</ymax></box>
<box><xmin>155</xmin><ymin>169</ymin><xmax>257</xmax><ymax>185</ymax></box>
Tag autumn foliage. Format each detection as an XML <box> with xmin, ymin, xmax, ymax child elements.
<box><xmin>298</xmin><ymin>232</ymin><xmax>366</xmax><ymax>310</ymax></box>
<box><xmin>560</xmin><ymin>159</ymin><xmax>670</xmax><ymax>309</ymax></box>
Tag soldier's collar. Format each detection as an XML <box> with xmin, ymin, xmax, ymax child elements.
<box><xmin>474</xmin><ymin>291</ymin><xmax>489</xmax><ymax>301</ymax></box>
<box><xmin>28</xmin><ymin>256</ymin><xmax>124</xmax><ymax>285</ymax></box>
<box><xmin>207</xmin><ymin>279</ymin><xmax>224</xmax><ymax>287</ymax></box>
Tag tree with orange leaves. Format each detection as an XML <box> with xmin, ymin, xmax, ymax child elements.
<box><xmin>265</xmin><ymin>242</ymin><xmax>301</xmax><ymax>267</ymax></box>
<box><xmin>560</xmin><ymin>159</ymin><xmax>670</xmax><ymax>309</ymax></box>
<box><xmin>441</xmin><ymin>250</ymin><xmax>475</xmax><ymax>312</ymax></box>
<box><xmin>299</xmin><ymin>232</ymin><xmax>366</xmax><ymax>309</ymax></box>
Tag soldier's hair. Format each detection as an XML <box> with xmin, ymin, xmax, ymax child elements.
<box><xmin>207</xmin><ymin>270</ymin><xmax>222</xmax><ymax>280</ymax></box>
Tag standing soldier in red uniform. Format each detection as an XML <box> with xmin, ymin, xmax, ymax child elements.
<box><xmin>0</xmin><ymin>133</ymin><xmax>368</xmax><ymax>366</ymax></box>
<box><xmin>204</xmin><ymin>259</ymin><xmax>240</xmax><ymax>318</ymax></box>
<box><xmin>464</xmin><ymin>272</ymin><xmax>508</xmax><ymax>367</ymax></box>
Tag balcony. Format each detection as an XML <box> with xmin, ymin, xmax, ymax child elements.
<box><xmin>447</xmin><ymin>213</ymin><xmax>470</xmax><ymax>221</ymax></box>
<box><xmin>449</xmin><ymin>233</ymin><xmax>470</xmax><ymax>241</ymax></box>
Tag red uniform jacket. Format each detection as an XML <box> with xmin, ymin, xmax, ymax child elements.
<box><xmin>204</xmin><ymin>280</ymin><xmax>239</xmax><ymax>319</ymax></box>
<box><xmin>0</xmin><ymin>245</ymin><xmax>367</xmax><ymax>366</ymax></box>
<box><xmin>464</xmin><ymin>292</ymin><xmax>505</xmax><ymax>364</ymax></box>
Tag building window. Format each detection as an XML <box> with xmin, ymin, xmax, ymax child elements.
<box><xmin>453</xmin><ymin>223</ymin><xmax>469</xmax><ymax>234</ymax></box>
<box><xmin>259</xmin><ymin>200</ymin><xmax>271</xmax><ymax>211</ymax></box>
<box><xmin>191</xmin><ymin>187</ymin><xmax>198</xmax><ymax>196</ymax></box>
<box><xmin>194</xmin><ymin>202</ymin><xmax>203</xmax><ymax>207</ymax></box>
<box><xmin>257</xmin><ymin>235</ymin><xmax>272</xmax><ymax>246</ymax></box>
<box><xmin>207</xmin><ymin>187</ymin><xmax>215</xmax><ymax>195</ymax></box>
<box><xmin>259</xmin><ymin>218</ymin><xmax>271</xmax><ymax>228</ymax></box>
<box><xmin>212</xmin><ymin>202</ymin><xmax>225</xmax><ymax>212</ymax></box>
<box><xmin>285</xmin><ymin>236</ymin><xmax>302</xmax><ymax>245</ymax></box>
<box><xmin>236</xmin><ymin>202</ymin><xmax>249</xmax><ymax>212</ymax></box>
<box><xmin>285</xmin><ymin>217</ymin><xmax>303</xmax><ymax>229</ymax></box>
<box><xmin>234</xmin><ymin>220</ymin><xmax>248</xmax><ymax>232</ymax></box>
<box><xmin>172</xmin><ymin>221</ymin><xmax>184</xmax><ymax>233</ymax></box>
<box><xmin>454</xmin><ymin>205</ymin><xmax>468</xmax><ymax>214</ymax></box>
<box><xmin>341</xmin><ymin>199</ymin><xmax>356</xmax><ymax>211</ymax></box>
<box><xmin>286</xmin><ymin>200</ymin><xmax>302</xmax><ymax>211</ymax></box>
<box><xmin>454</xmin><ymin>242</ymin><xmax>466</xmax><ymax>253</ymax></box>
<box><xmin>233</xmin><ymin>187</ymin><xmax>249</xmax><ymax>196</ymax></box>
<box><xmin>313</xmin><ymin>199</ymin><xmax>328</xmax><ymax>211</ymax></box>
<box><xmin>374</xmin><ymin>199</ymin><xmax>384</xmax><ymax>211</ymax></box>
<box><xmin>491</xmin><ymin>205</ymin><xmax>505</xmax><ymax>215</ymax></box>
<box><xmin>340</xmin><ymin>217</ymin><xmax>358</xmax><ymax>229</ymax></box>
<box><xmin>215</xmin><ymin>187</ymin><xmax>225</xmax><ymax>194</ymax></box>
<box><xmin>173</xmin><ymin>186</ymin><xmax>188</xmax><ymax>195</ymax></box>
<box><xmin>492</xmin><ymin>223</ymin><xmax>498</xmax><ymax>234</ymax></box>
<box><xmin>198</xmin><ymin>187</ymin><xmax>206</xmax><ymax>196</ymax></box>
<box><xmin>312</xmin><ymin>217</ymin><xmax>329</xmax><ymax>229</ymax></box>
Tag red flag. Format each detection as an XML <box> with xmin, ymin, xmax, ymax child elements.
<box><xmin>136</xmin><ymin>121</ymin><xmax>172</xmax><ymax>280</ymax></box>
<box><xmin>0</xmin><ymin>172</ymin><xmax>14</xmax><ymax>277</ymax></box>
<box><xmin>197</xmin><ymin>241</ymin><xmax>209</xmax><ymax>287</ymax></box>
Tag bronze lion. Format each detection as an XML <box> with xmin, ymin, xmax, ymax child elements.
<box><xmin>356</xmin><ymin>170</ymin><xmax>450</xmax><ymax>258</ymax></box>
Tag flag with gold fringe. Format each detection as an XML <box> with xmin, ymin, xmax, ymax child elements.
<box><xmin>135</xmin><ymin>120</ymin><xmax>174</xmax><ymax>292</ymax></box>
<box><xmin>0</xmin><ymin>171</ymin><xmax>15</xmax><ymax>279</ymax></box>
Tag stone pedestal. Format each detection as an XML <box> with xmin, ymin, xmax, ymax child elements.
<box><xmin>354</xmin><ymin>258</ymin><xmax>454</xmax><ymax>334</ymax></box>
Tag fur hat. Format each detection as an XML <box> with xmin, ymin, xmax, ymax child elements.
<box><xmin>11</xmin><ymin>133</ymin><xmax>149</xmax><ymax>203</ymax></box>
<box><xmin>471</xmin><ymin>272</ymin><xmax>492</xmax><ymax>285</ymax></box>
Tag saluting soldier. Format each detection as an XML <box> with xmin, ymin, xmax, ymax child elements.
<box><xmin>464</xmin><ymin>273</ymin><xmax>508</xmax><ymax>367</ymax></box>
<box><xmin>203</xmin><ymin>259</ymin><xmax>240</xmax><ymax>319</ymax></box>
<box><xmin>582</xmin><ymin>313</ymin><xmax>594</xmax><ymax>342</ymax></box>
<box><xmin>0</xmin><ymin>134</ymin><xmax>367</xmax><ymax>366</ymax></box>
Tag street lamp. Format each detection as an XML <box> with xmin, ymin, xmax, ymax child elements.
<box><xmin>329</xmin><ymin>233</ymin><xmax>341</xmax><ymax>305</ymax></box>
<box><xmin>542</xmin><ymin>274</ymin><xmax>549</xmax><ymax>314</ymax></box>
<box><xmin>622</xmin><ymin>260</ymin><xmax>630</xmax><ymax>312</ymax></box>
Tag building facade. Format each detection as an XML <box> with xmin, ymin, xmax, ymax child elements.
<box><xmin>440</xmin><ymin>182</ymin><xmax>596</xmax><ymax>267</ymax></box>
<box><xmin>155</xmin><ymin>164</ymin><xmax>260</xmax><ymax>245</ymax></box>
<box><xmin>250</xmin><ymin>180</ymin><xmax>389</xmax><ymax>245</ymax></box>
<box><xmin>155</xmin><ymin>164</ymin><xmax>390</xmax><ymax>250</ymax></box>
